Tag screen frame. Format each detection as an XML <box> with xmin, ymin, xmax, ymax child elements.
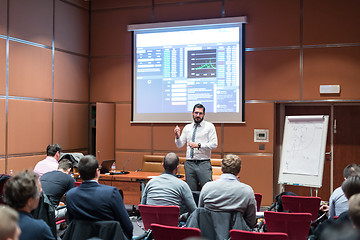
<box><xmin>128</xmin><ymin>17</ymin><xmax>247</xmax><ymax>124</ymax></box>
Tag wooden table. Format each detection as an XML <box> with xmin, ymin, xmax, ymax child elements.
<box><xmin>98</xmin><ymin>171</ymin><xmax>165</xmax><ymax>205</ymax></box>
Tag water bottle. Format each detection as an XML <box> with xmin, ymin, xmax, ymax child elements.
<box><xmin>111</xmin><ymin>162</ymin><xmax>116</xmax><ymax>173</ymax></box>
<box><xmin>10</xmin><ymin>170</ymin><xmax>13</xmax><ymax>176</ymax></box>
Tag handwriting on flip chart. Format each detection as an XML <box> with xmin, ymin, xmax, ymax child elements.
<box><xmin>283</xmin><ymin>122</ymin><xmax>324</xmax><ymax>176</ymax></box>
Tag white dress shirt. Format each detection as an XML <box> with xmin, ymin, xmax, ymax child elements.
<box><xmin>175</xmin><ymin>120</ymin><xmax>218</xmax><ymax>160</ymax></box>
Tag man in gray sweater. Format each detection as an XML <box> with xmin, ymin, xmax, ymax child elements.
<box><xmin>141</xmin><ymin>152</ymin><xmax>197</xmax><ymax>214</ymax></box>
<box><xmin>199</xmin><ymin>154</ymin><xmax>256</xmax><ymax>228</ymax></box>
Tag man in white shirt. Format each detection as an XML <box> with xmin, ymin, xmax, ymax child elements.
<box><xmin>34</xmin><ymin>144</ymin><xmax>62</xmax><ymax>177</ymax></box>
<box><xmin>174</xmin><ymin>103</ymin><xmax>218</xmax><ymax>191</ymax></box>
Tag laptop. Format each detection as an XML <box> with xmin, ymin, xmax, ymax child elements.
<box><xmin>99</xmin><ymin>160</ymin><xmax>115</xmax><ymax>174</ymax></box>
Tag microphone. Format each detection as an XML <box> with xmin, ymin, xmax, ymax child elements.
<box><xmin>176</xmin><ymin>162</ymin><xmax>184</xmax><ymax>178</ymax></box>
<box><xmin>111</xmin><ymin>158</ymin><xmax>130</xmax><ymax>175</ymax></box>
<box><xmin>121</xmin><ymin>158</ymin><xmax>131</xmax><ymax>174</ymax></box>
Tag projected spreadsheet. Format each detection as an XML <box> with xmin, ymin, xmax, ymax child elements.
<box><xmin>135</xmin><ymin>27</ymin><xmax>240</xmax><ymax>114</ymax></box>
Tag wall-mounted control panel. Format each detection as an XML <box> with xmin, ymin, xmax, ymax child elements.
<box><xmin>254</xmin><ymin>129</ymin><xmax>269</xmax><ymax>142</ymax></box>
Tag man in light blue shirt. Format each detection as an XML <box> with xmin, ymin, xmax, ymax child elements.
<box><xmin>327</xmin><ymin>164</ymin><xmax>360</xmax><ymax>218</ymax></box>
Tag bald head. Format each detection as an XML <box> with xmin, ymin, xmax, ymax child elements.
<box><xmin>163</xmin><ymin>153</ymin><xmax>179</xmax><ymax>172</ymax></box>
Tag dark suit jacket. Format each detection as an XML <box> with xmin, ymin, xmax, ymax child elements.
<box><xmin>66</xmin><ymin>181</ymin><xmax>133</xmax><ymax>239</ymax></box>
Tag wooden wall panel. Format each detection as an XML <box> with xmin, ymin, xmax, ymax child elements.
<box><xmin>225</xmin><ymin>0</ymin><xmax>300</xmax><ymax>48</ymax></box>
<box><xmin>90</xmin><ymin>56</ymin><xmax>131</xmax><ymax>102</ymax></box>
<box><xmin>245</xmin><ymin>49</ymin><xmax>300</xmax><ymax>100</ymax></box>
<box><xmin>303</xmin><ymin>47</ymin><xmax>360</xmax><ymax>100</ymax></box>
<box><xmin>0</xmin><ymin>99</ymin><xmax>5</xmax><ymax>155</ymax></box>
<box><xmin>0</xmin><ymin>0</ymin><xmax>6</xmax><ymax>35</ymax></box>
<box><xmin>0</xmin><ymin>39</ymin><xmax>5</xmax><ymax>95</ymax></box>
<box><xmin>65</xmin><ymin>0</ymin><xmax>89</xmax><ymax>9</ymax></box>
<box><xmin>116</xmin><ymin>151</ymin><xmax>151</xmax><ymax>172</ymax></box>
<box><xmin>54</xmin><ymin>51</ymin><xmax>89</xmax><ymax>101</ymax></box>
<box><xmin>155</xmin><ymin>0</ymin><xmax>199</xmax><ymax>4</ymax></box>
<box><xmin>116</xmin><ymin>104</ymin><xmax>152</xmax><ymax>150</ymax></box>
<box><xmin>154</xmin><ymin>1</ymin><xmax>222</xmax><ymax>22</ymax></box>
<box><xmin>239</xmin><ymin>155</ymin><xmax>273</xmax><ymax>205</ymax></box>
<box><xmin>54</xmin><ymin>102</ymin><xmax>88</xmax><ymax>150</ymax></box>
<box><xmin>91</xmin><ymin>7</ymin><xmax>152</xmax><ymax>57</ymax></box>
<box><xmin>7</xmin><ymin>155</ymin><xmax>46</xmax><ymax>174</ymax></box>
<box><xmin>92</xmin><ymin>0</ymin><xmax>150</xmax><ymax>10</ymax></box>
<box><xmin>9</xmin><ymin>0</ymin><xmax>53</xmax><ymax>46</ymax></box>
<box><xmin>224</xmin><ymin>103</ymin><xmax>273</xmax><ymax>153</ymax></box>
<box><xmin>8</xmin><ymin>100</ymin><xmax>52</xmax><ymax>154</ymax></box>
<box><xmin>55</xmin><ymin>0</ymin><xmax>89</xmax><ymax>55</ymax></box>
<box><xmin>303</xmin><ymin>0</ymin><xmax>360</xmax><ymax>45</ymax></box>
<box><xmin>0</xmin><ymin>158</ymin><xmax>4</xmax><ymax>173</ymax></box>
<box><xmin>9</xmin><ymin>42</ymin><xmax>52</xmax><ymax>99</ymax></box>
<box><xmin>153</xmin><ymin>124</ymin><xmax>222</xmax><ymax>154</ymax></box>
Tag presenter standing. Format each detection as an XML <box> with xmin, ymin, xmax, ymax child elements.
<box><xmin>174</xmin><ymin>103</ymin><xmax>218</xmax><ymax>191</ymax></box>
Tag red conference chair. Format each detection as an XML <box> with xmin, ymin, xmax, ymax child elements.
<box><xmin>230</xmin><ymin>229</ymin><xmax>288</xmax><ymax>240</ymax></box>
<box><xmin>74</xmin><ymin>181</ymin><xmax>81</xmax><ymax>187</ymax></box>
<box><xmin>151</xmin><ymin>223</ymin><xmax>201</xmax><ymax>240</ymax></box>
<box><xmin>281</xmin><ymin>195</ymin><xmax>321</xmax><ymax>221</ymax></box>
<box><xmin>264</xmin><ymin>211</ymin><xmax>311</xmax><ymax>240</ymax></box>
<box><xmin>255</xmin><ymin>193</ymin><xmax>263</xmax><ymax>211</ymax></box>
<box><xmin>138</xmin><ymin>205</ymin><xmax>180</xmax><ymax>231</ymax></box>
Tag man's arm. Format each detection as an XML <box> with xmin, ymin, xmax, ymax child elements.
<box><xmin>201</xmin><ymin>123</ymin><xmax>218</xmax><ymax>150</ymax></box>
<box><xmin>140</xmin><ymin>184</ymin><xmax>149</xmax><ymax>205</ymax></box>
<box><xmin>175</xmin><ymin>125</ymin><xmax>187</xmax><ymax>148</ymax></box>
<box><xmin>244</xmin><ymin>195</ymin><xmax>257</xmax><ymax>228</ymax></box>
<box><xmin>182</xmin><ymin>183</ymin><xmax>197</xmax><ymax>213</ymax></box>
<box><xmin>111</xmin><ymin>188</ymin><xmax>133</xmax><ymax>239</ymax></box>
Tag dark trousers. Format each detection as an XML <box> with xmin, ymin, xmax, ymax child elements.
<box><xmin>184</xmin><ymin>160</ymin><xmax>213</xmax><ymax>191</ymax></box>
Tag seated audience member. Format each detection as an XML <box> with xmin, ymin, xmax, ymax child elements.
<box><xmin>318</xmin><ymin>175</ymin><xmax>360</xmax><ymax>240</ymax></box>
<box><xmin>141</xmin><ymin>152</ymin><xmax>197</xmax><ymax>214</ymax></box>
<box><xmin>0</xmin><ymin>205</ymin><xmax>21</xmax><ymax>240</ymax></box>
<box><xmin>66</xmin><ymin>155</ymin><xmax>133</xmax><ymax>239</ymax></box>
<box><xmin>3</xmin><ymin>170</ymin><xmax>55</xmax><ymax>240</ymax></box>
<box><xmin>198</xmin><ymin>154</ymin><xmax>256</xmax><ymax>228</ymax></box>
<box><xmin>40</xmin><ymin>159</ymin><xmax>75</xmax><ymax>219</ymax></box>
<box><xmin>34</xmin><ymin>144</ymin><xmax>62</xmax><ymax>177</ymax></box>
<box><xmin>348</xmin><ymin>193</ymin><xmax>360</xmax><ymax>230</ymax></box>
<box><xmin>323</xmin><ymin>164</ymin><xmax>360</xmax><ymax>218</ymax></box>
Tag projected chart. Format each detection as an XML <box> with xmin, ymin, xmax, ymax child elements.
<box><xmin>188</xmin><ymin>49</ymin><xmax>217</xmax><ymax>78</ymax></box>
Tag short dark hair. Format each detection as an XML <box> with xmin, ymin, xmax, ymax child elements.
<box><xmin>193</xmin><ymin>103</ymin><xmax>205</xmax><ymax>114</ymax></box>
<box><xmin>222</xmin><ymin>154</ymin><xmax>241</xmax><ymax>176</ymax></box>
<box><xmin>78</xmin><ymin>155</ymin><xmax>99</xmax><ymax>180</ymax></box>
<box><xmin>348</xmin><ymin>193</ymin><xmax>360</xmax><ymax>229</ymax></box>
<box><xmin>0</xmin><ymin>205</ymin><xmax>19</xmax><ymax>240</ymax></box>
<box><xmin>342</xmin><ymin>175</ymin><xmax>360</xmax><ymax>199</ymax></box>
<box><xmin>46</xmin><ymin>144</ymin><xmax>62</xmax><ymax>157</ymax></box>
<box><xmin>163</xmin><ymin>153</ymin><xmax>179</xmax><ymax>172</ymax></box>
<box><xmin>3</xmin><ymin>170</ymin><xmax>39</xmax><ymax>209</ymax></box>
<box><xmin>343</xmin><ymin>164</ymin><xmax>360</xmax><ymax>179</ymax></box>
<box><xmin>58</xmin><ymin>159</ymin><xmax>73</xmax><ymax>172</ymax></box>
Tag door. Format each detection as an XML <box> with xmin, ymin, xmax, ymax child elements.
<box><xmin>96</xmin><ymin>102</ymin><xmax>115</xmax><ymax>164</ymax></box>
<box><xmin>332</xmin><ymin>105</ymin><xmax>360</xmax><ymax>190</ymax></box>
<box><xmin>278</xmin><ymin>104</ymin><xmax>360</xmax><ymax>201</ymax></box>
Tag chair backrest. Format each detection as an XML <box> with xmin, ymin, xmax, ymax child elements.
<box><xmin>151</xmin><ymin>223</ymin><xmax>201</xmax><ymax>240</ymax></box>
<box><xmin>281</xmin><ymin>195</ymin><xmax>321</xmax><ymax>221</ymax></box>
<box><xmin>230</xmin><ymin>229</ymin><xmax>288</xmax><ymax>240</ymax></box>
<box><xmin>138</xmin><ymin>204</ymin><xmax>180</xmax><ymax>230</ymax></box>
<box><xmin>255</xmin><ymin>193</ymin><xmax>262</xmax><ymax>211</ymax></box>
<box><xmin>62</xmin><ymin>220</ymin><xmax>127</xmax><ymax>240</ymax></box>
<box><xmin>264</xmin><ymin>211</ymin><xmax>311</xmax><ymax>240</ymax></box>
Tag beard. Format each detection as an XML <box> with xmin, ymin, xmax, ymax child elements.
<box><xmin>193</xmin><ymin>116</ymin><xmax>204</xmax><ymax>124</ymax></box>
